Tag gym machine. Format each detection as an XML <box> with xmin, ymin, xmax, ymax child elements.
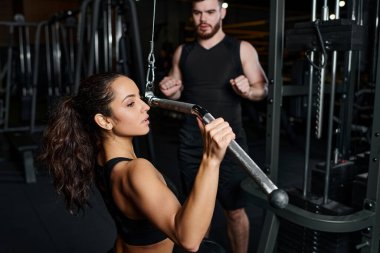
<box><xmin>0</xmin><ymin>17</ymin><xmax>40</xmax><ymax>183</ymax></box>
<box><xmin>0</xmin><ymin>0</ymin><xmax>153</xmax><ymax>182</ymax></box>
<box><xmin>241</xmin><ymin>0</ymin><xmax>380</xmax><ymax>252</ymax></box>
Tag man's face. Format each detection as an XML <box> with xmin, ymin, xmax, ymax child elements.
<box><xmin>192</xmin><ymin>0</ymin><xmax>225</xmax><ymax>40</ymax></box>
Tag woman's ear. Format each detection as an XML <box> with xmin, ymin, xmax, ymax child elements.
<box><xmin>94</xmin><ymin>114</ymin><xmax>113</xmax><ymax>130</ymax></box>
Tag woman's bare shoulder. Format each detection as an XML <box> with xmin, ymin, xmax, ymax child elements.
<box><xmin>112</xmin><ymin>158</ymin><xmax>157</xmax><ymax>182</ymax></box>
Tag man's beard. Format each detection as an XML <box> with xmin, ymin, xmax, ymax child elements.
<box><xmin>196</xmin><ymin>21</ymin><xmax>221</xmax><ymax>40</ymax></box>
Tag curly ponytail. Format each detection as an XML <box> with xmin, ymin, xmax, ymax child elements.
<box><xmin>38</xmin><ymin>72</ymin><xmax>121</xmax><ymax>213</ymax></box>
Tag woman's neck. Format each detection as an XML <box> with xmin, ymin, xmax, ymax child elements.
<box><xmin>101</xmin><ymin>136</ymin><xmax>137</xmax><ymax>162</ymax></box>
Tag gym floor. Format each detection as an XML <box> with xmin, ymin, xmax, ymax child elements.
<box><xmin>0</xmin><ymin>107</ymin><xmax>318</xmax><ymax>253</ymax></box>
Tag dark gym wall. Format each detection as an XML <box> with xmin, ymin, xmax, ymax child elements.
<box><xmin>0</xmin><ymin>0</ymin><xmax>273</xmax><ymax>68</ymax></box>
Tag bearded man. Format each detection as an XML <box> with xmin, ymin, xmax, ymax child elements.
<box><xmin>159</xmin><ymin>1</ymin><xmax>268</xmax><ymax>252</ymax></box>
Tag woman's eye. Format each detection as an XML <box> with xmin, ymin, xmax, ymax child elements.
<box><xmin>127</xmin><ymin>102</ymin><xmax>135</xmax><ymax>107</ymax></box>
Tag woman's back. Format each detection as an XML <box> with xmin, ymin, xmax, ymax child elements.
<box><xmin>96</xmin><ymin>157</ymin><xmax>175</xmax><ymax>253</ymax></box>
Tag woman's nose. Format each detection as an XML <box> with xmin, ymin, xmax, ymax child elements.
<box><xmin>141</xmin><ymin>100</ymin><xmax>150</xmax><ymax>112</ymax></box>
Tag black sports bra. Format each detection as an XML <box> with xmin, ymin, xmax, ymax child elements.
<box><xmin>95</xmin><ymin>157</ymin><xmax>171</xmax><ymax>246</ymax></box>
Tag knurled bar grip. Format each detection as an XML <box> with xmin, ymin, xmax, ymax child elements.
<box><xmin>203</xmin><ymin>112</ymin><xmax>276</xmax><ymax>192</ymax></box>
<box><xmin>146</xmin><ymin>96</ymin><xmax>289</xmax><ymax>209</ymax></box>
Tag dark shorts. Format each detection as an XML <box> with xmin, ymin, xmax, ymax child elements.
<box><xmin>178</xmin><ymin>126</ymin><xmax>249</xmax><ymax>211</ymax></box>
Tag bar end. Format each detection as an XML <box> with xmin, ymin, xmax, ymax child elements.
<box><xmin>269</xmin><ymin>189</ymin><xmax>289</xmax><ymax>209</ymax></box>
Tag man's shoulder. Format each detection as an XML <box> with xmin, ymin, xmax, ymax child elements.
<box><xmin>179</xmin><ymin>41</ymin><xmax>197</xmax><ymax>58</ymax></box>
<box><xmin>222</xmin><ymin>36</ymin><xmax>242</xmax><ymax>53</ymax></box>
<box><xmin>224</xmin><ymin>35</ymin><xmax>241</xmax><ymax>44</ymax></box>
<box><xmin>181</xmin><ymin>40</ymin><xmax>197</xmax><ymax>50</ymax></box>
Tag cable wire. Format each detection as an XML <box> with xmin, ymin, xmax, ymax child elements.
<box><xmin>145</xmin><ymin>0</ymin><xmax>157</xmax><ymax>92</ymax></box>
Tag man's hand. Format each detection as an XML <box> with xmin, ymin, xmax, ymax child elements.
<box><xmin>230</xmin><ymin>75</ymin><xmax>250</xmax><ymax>97</ymax></box>
<box><xmin>159</xmin><ymin>77</ymin><xmax>182</xmax><ymax>99</ymax></box>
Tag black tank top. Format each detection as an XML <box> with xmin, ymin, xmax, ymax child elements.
<box><xmin>179</xmin><ymin>36</ymin><xmax>244</xmax><ymax>131</ymax></box>
<box><xmin>95</xmin><ymin>157</ymin><xmax>170</xmax><ymax>246</ymax></box>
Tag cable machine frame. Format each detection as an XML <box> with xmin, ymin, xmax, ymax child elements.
<box><xmin>241</xmin><ymin>0</ymin><xmax>380</xmax><ymax>252</ymax></box>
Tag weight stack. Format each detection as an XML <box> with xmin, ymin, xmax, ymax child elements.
<box><xmin>277</xmin><ymin>188</ymin><xmax>360</xmax><ymax>253</ymax></box>
<box><xmin>353</xmin><ymin>151</ymin><xmax>370</xmax><ymax>175</ymax></box>
<box><xmin>351</xmin><ymin>172</ymin><xmax>367</xmax><ymax>211</ymax></box>
<box><xmin>311</xmin><ymin>160</ymin><xmax>357</xmax><ymax>206</ymax></box>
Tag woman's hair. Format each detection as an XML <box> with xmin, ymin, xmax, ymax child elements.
<box><xmin>38</xmin><ymin>72</ymin><xmax>122</xmax><ymax>213</ymax></box>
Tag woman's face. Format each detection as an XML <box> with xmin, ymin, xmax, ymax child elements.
<box><xmin>108</xmin><ymin>76</ymin><xmax>150</xmax><ymax>137</ymax></box>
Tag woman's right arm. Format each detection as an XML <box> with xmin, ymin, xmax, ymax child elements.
<box><xmin>172</xmin><ymin>118</ymin><xmax>234</xmax><ymax>249</ymax></box>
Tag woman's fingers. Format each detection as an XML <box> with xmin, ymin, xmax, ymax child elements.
<box><xmin>203</xmin><ymin>118</ymin><xmax>235</xmax><ymax>158</ymax></box>
<box><xmin>206</xmin><ymin>118</ymin><xmax>234</xmax><ymax>139</ymax></box>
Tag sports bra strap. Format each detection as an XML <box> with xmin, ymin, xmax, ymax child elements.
<box><xmin>102</xmin><ymin>157</ymin><xmax>133</xmax><ymax>190</ymax></box>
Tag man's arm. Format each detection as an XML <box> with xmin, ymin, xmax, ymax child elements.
<box><xmin>159</xmin><ymin>45</ymin><xmax>184</xmax><ymax>100</ymax></box>
<box><xmin>230</xmin><ymin>41</ymin><xmax>268</xmax><ymax>101</ymax></box>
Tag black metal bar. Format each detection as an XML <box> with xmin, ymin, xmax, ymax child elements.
<box><xmin>24</xmin><ymin>24</ymin><xmax>32</xmax><ymax>92</ymax></box>
<box><xmin>67</xmin><ymin>19</ymin><xmax>76</xmax><ymax>89</ymax></box>
<box><xmin>52</xmin><ymin>22</ymin><xmax>62</xmax><ymax>95</ymax></box>
<box><xmin>242</xmin><ymin>180</ymin><xmax>375</xmax><ymax>233</ymax></box>
<box><xmin>44</xmin><ymin>25</ymin><xmax>53</xmax><ymax>96</ymax></box>
<box><xmin>125</xmin><ymin>0</ymin><xmax>145</xmax><ymax>90</ymax></box>
<box><xmin>0</xmin><ymin>126</ymin><xmax>33</xmax><ymax>133</ymax></box>
<box><xmin>364</xmin><ymin>0</ymin><xmax>380</xmax><ymax>250</ymax></box>
<box><xmin>87</xmin><ymin>0</ymin><xmax>101</xmax><ymax>76</ymax></box>
<box><xmin>0</xmin><ymin>21</ymin><xmax>37</xmax><ymax>27</ymax></box>
<box><xmin>302</xmin><ymin>0</ymin><xmax>317</xmax><ymax>198</ymax></box>
<box><xmin>31</xmin><ymin>21</ymin><xmax>47</xmax><ymax>132</ymax></box>
<box><xmin>4</xmin><ymin>25</ymin><xmax>14</xmax><ymax>130</ymax></box>
<box><xmin>265</xmin><ymin>0</ymin><xmax>284</xmax><ymax>186</ymax></box>
<box><xmin>323</xmin><ymin>0</ymin><xmax>341</xmax><ymax>204</ymax></box>
<box><xmin>58</xmin><ymin>23</ymin><xmax>69</xmax><ymax>92</ymax></box>
<box><xmin>265</xmin><ymin>0</ymin><xmax>284</xmax><ymax>182</ymax></box>
<box><xmin>257</xmin><ymin>212</ymin><xmax>280</xmax><ymax>253</ymax></box>
<box><xmin>18</xmin><ymin>23</ymin><xmax>26</xmax><ymax>87</ymax></box>
<box><xmin>115</xmin><ymin>5</ymin><xmax>129</xmax><ymax>74</ymax></box>
<box><xmin>74</xmin><ymin>0</ymin><xmax>92</xmax><ymax>94</ymax></box>
<box><xmin>106</xmin><ymin>0</ymin><xmax>113</xmax><ymax>71</ymax></box>
<box><xmin>258</xmin><ymin>0</ymin><xmax>285</xmax><ymax>251</ymax></box>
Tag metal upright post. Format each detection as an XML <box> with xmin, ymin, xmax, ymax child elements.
<box><xmin>323</xmin><ymin>0</ymin><xmax>340</xmax><ymax>205</ymax></box>
<box><xmin>87</xmin><ymin>0</ymin><xmax>101</xmax><ymax>76</ymax></box>
<box><xmin>31</xmin><ymin>21</ymin><xmax>47</xmax><ymax>133</ymax></box>
<box><xmin>4</xmin><ymin>25</ymin><xmax>14</xmax><ymax>131</ymax></box>
<box><xmin>265</xmin><ymin>0</ymin><xmax>285</xmax><ymax>185</ymax></box>
<box><xmin>103</xmin><ymin>0</ymin><xmax>113</xmax><ymax>72</ymax></box>
<box><xmin>258</xmin><ymin>0</ymin><xmax>285</xmax><ymax>251</ymax></box>
<box><xmin>337</xmin><ymin>0</ymin><xmax>361</xmax><ymax>160</ymax></box>
<box><xmin>74</xmin><ymin>0</ymin><xmax>91</xmax><ymax>94</ymax></box>
<box><xmin>241</xmin><ymin>1</ymin><xmax>380</xmax><ymax>252</ymax></box>
<box><xmin>303</xmin><ymin>0</ymin><xmax>317</xmax><ymax>197</ymax></box>
<box><xmin>51</xmin><ymin>22</ymin><xmax>62</xmax><ymax>96</ymax></box>
<box><xmin>125</xmin><ymin>0</ymin><xmax>145</xmax><ymax>89</ymax></box>
<box><xmin>361</xmin><ymin>4</ymin><xmax>380</xmax><ymax>250</ymax></box>
<box><xmin>115</xmin><ymin>3</ymin><xmax>130</xmax><ymax>75</ymax></box>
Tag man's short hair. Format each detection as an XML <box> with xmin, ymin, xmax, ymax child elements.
<box><xmin>192</xmin><ymin>0</ymin><xmax>223</xmax><ymax>7</ymax></box>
